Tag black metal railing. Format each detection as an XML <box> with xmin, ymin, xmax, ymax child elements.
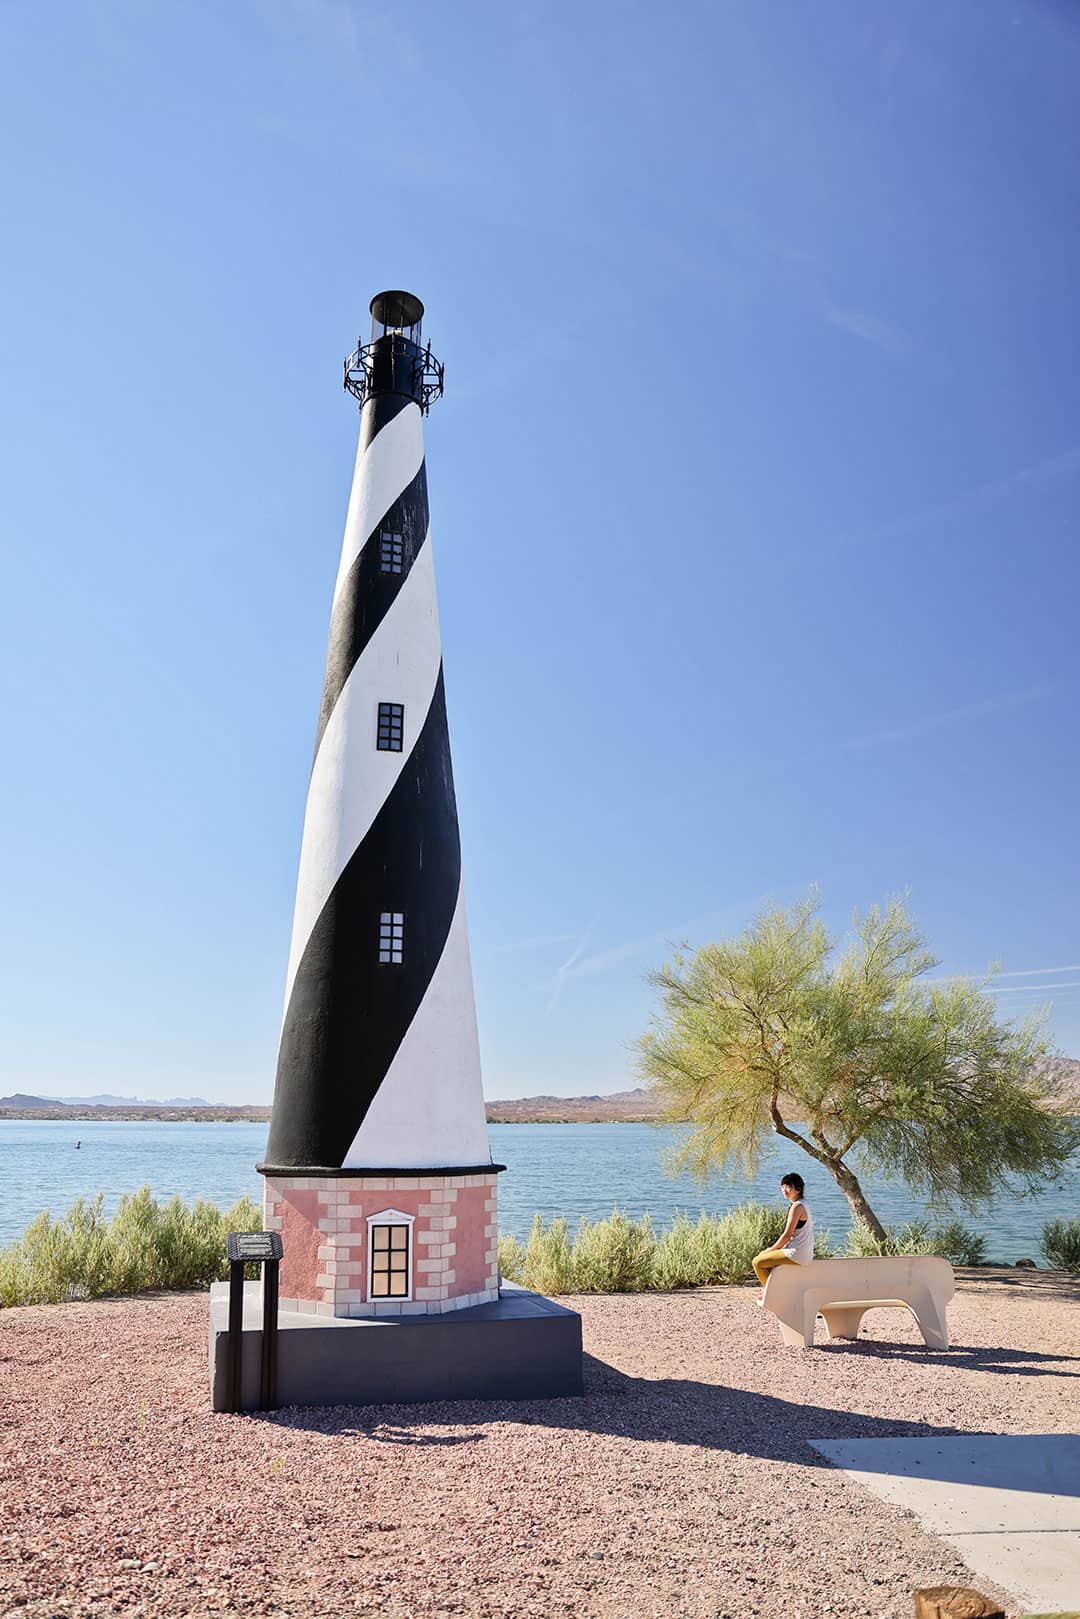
<box><xmin>343</xmin><ymin>334</ymin><xmax>444</xmax><ymax>413</ymax></box>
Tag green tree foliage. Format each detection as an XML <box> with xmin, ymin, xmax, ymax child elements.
<box><xmin>638</xmin><ymin>892</ymin><xmax>1078</xmax><ymax>1243</ymax></box>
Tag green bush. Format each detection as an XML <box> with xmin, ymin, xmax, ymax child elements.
<box><xmin>512</xmin><ymin>1202</ymin><xmax>795</xmax><ymax>1294</ymax></box>
<box><xmin>570</xmin><ymin>1209</ymin><xmax>656</xmax><ymax>1292</ymax></box>
<box><xmin>0</xmin><ymin>1187</ymin><xmax>263</xmax><ymax>1308</ymax></box>
<box><xmin>0</xmin><ymin>1195</ymin><xmax>113</xmax><ymax>1307</ymax></box>
<box><xmin>652</xmin><ymin>1212</ymin><xmax>706</xmax><ymax>1289</ymax></box>
<box><xmin>930</xmin><ymin>1219</ymin><xmax>988</xmax><ymax>1267</ymax></box>
<box><xmin>846</xmin><ymin>1219</ymin><xmax>930</xmax><ymax>1257</ymax></box>
<box><xmin>845</xmin><ymin>1217</ymin><xmax>985</xmax><ymax>1265</ymax></box>
<box><xmin>521</xmin><ymin>1214</ymin><xmax>575</xmax><ymax>1294</ymax></box>
<box><xmin>497</xmin><ymin>1232</ymin><xmax>526</xmax><ymax>1284</ymax></box>
<box><xmin>708</xmin><ymin>1201</ymin><xmax>790</xmax><ymax>1282</ymax></box>
<box><xmin>1041</xmin><ymin>1216</ymin><xmax>1080</xmax><ymax>1272</ymax></box>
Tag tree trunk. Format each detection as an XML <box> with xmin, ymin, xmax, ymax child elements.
<box><xmin>827</xmin><ymin>1157</ymin><xmax>889</xmax><ymax>1247</ymax></box>
<box><xmin>765</xmin><ymin>1102</ymin><xmax>889</xmax><ymax>1245</ymax></box>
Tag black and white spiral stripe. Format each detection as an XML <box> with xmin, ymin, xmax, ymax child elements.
<box><xmin>264</xmin><ymin>395</ymin><xmax>487</xmax><ymax>1172</ymax></box>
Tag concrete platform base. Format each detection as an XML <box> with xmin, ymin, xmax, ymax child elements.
<box><xmin>209</xmin><ymin>1280</ymin><xmax>583</xmax><ymax>1412</ymax></box>
<box><xmin>810</xmin><ymin>1433</ymin><xmax>1080</xmax><ymax>1615</ymax></box>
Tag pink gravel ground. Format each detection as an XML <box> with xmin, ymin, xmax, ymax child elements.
<box><xmin>1</xmin><ymin>1270</ymin><xmax>1077</xmax><ymax>1619</ymax></box>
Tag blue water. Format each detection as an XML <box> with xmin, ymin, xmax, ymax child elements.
<box><xmin>0</xmin><ymin>1119</ymin><xmax>1071</xmax><ymax>1261</ymax></box>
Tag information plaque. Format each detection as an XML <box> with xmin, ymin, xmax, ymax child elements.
<box><xmin>227</xmin><ymin>1231</ymin><xmax>283</xmax><ymax>1264</ymax></box>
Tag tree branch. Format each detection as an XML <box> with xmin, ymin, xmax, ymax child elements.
<box><xmin>768</xmin><ymin>1084</ymin><xmax>832</xmax><ymax>1167</ymax></box>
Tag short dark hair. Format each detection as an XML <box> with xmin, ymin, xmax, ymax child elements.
<box><xmin>780</xmin><ymin>1172</ymin><xmax>805</xmax><ymax>1196</ymax></box>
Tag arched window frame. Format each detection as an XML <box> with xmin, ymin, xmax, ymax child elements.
<box><xmin>366</xmin><ymin>1207</ymin><xmax>415</xmax><ymax>1304</ymax></box>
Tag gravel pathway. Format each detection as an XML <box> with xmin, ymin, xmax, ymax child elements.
<box><xmin>1</xmin><ymin>1270</ymin><xmax>1077</xmax><ymax>1619</ymax></box>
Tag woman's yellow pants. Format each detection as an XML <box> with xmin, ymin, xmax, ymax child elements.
<box><xmin>752</xmin><ymin>1249</ymin><xmax>798</xmax><ymax>1287</ymax></box>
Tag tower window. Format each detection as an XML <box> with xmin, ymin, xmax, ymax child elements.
<box><xmin>367</xmin><ymin>1209</ymin><xmax>414</xmax><ymax>1302</ymax></box>
<box><xmin>370</xmin><ymin>1224</ymin><xmax>410</xmax><ymax>1297</ymax></box>
<box><xmin>379</xmin><ymin>532</ymin><xmax>404</xmax><ymax>574</ymax></box>
<box><xmin>378</xmin><ymin>912</ymin><xmax>404</xmax><ymax>964</ymax></box>
<box><xmin>376</xmin><ymin>702</ymin><xmax>404</xmax><ymax>752</ymax></box>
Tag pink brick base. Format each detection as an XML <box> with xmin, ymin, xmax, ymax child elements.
<box><xmin>262</xmin><ymin>1173</ymin><xmax>500</xmax><ymax>1318</ymax></box>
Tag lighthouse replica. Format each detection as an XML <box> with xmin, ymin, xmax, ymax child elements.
<box><xmin>210</xmin><ymin>292</ymin><xmax>581</xmax><ymax>1408</ymax></box>
<box><xmin>260</xmin><ymin>289</ymin><xmax>499</xmax><ymax>1315</ymax></box>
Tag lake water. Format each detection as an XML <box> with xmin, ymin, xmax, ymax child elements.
<box><xmin>0</xmin><ymin>1119</ymin><xmax>1071</xmax><ymax>1262</ymax></box>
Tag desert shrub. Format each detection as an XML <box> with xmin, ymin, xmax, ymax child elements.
<box><xmin>845</xmin><ymin>1217</ymin><xmax>985</xmax><ymax>1265</ymax></box>
<box><xmin>1041</xmin><ymin>1216</ymin><xmax>1080</xmax><ymax>1272</ymax></box>
<box><xmin>0</xmin><ymin>1187</ymin><xmax>263</xmax><ymax>1308</ymax></box>
<box><xmin>846</xmin><ymin>1219</ymin><xmax>933</xmax><ymax>1257</ymax></box>
<box><xmin>0</xmin><ymin>1195</ymin><xmax>112</xmax><ymax>1306</ymax></box>
<box><xmin>514</xmin><ymin>1203</ymin><xmax>792</xmax><ymax>1294</ymax></box>
<box><xmin>929</xmin><ymin>1219</ymin><xmax>988</xmax><ymax>1267</ymax></box>
<box><xmin>497</xmin><ymin>1233</ymin><xmax>526</xmax><ymax>1284</ymax></box>
<box><xmin>521</xmin><ymin>1215</ymin><xmax>575</xmax><ymax>1294</ymax></box>
<box><xmin>653</xmin><ymin>1212</ymin><xmax>706</xmax><ymax>1289</ymax></box>
<box><xmin>107</xmin><ymin>1187</ymin><xmax>168</xmax><ymax>1294</ymax></box>
<box><xmin>707</xmin><ymin>1202</ymin><xmax>789</xmax><ymax>1283</ymax></box>
<box><xmin>571</xmin><ymin>1209</ymin><xmax>656</xmax><ymax>1292</ymax></box>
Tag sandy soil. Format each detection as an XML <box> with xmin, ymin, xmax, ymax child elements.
<box><xmin>1</xmin><ymin>1269</ymin><xmax>1077</xmax><ymax>1619</ymax></box>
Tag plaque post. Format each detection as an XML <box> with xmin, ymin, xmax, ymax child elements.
<box><xmin>224</xmin><ymin>1231</ymin><xmax>284</xmax><ymax>1414</ymax></box>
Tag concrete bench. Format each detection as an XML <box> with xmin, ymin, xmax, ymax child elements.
<box><xmin>762</xmin><ymin>1255</ymin><xmax>954</xmax><ymax>1349</ymax></box>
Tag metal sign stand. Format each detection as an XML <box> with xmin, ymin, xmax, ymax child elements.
<box><xmin>224</xmin><ymin>1231</ymin><xmax>284</xmax><ymax>1414</ymax></box>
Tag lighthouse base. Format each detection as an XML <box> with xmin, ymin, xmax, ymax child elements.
<box><xmin>208</xmin><ymin>1280</ymin><xmax>583</xmax><ymax>1412</ymax></box>
<box><xmin>260</xmin><ymin>1170</ymin><xmax>502</xmax><ymax>1316</ymax></box>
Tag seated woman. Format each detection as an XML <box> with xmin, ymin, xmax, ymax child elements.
<box><xmin>752</xmin><ymin>1173</ymin><xmax>814</xmax><ymax>1300</ymax></box>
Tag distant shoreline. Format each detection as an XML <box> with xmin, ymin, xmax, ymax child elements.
<box><xmin>0</xmin><ymin>1105</ymin><xmax>272</xmax><ymax>1124</ymax></box>
<box><xmin>0</xmin><ymin>1090</ymin><xmax>666</xmax><ymax>1125</ymax></box>
<box><xmin>0</xmin><ymin>1106</ymin><xmax>661</xmax><ymax>1125</ymax></box>
<box><xmin>3</xmin><ymin>1066</ymin><xmax>1076</xmax><ymax>1124</ymax></box>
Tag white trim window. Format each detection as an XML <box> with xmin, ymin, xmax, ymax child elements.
<box><xmin>366</xmin><ymin>1208</ymin><xmax>415</xmax><ymax>1302</ymax></box>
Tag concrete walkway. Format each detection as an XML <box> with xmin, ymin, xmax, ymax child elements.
<box><xmin>810</xmin><ymin>1432</ymin><xmax>1080</xmax><ymax>1614</ymax></box>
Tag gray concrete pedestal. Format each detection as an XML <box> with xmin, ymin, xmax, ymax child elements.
<box><xmin>209</xmin><ymin>1281</ymin><xmax>583</xmax><ymax>1411</ymax></box>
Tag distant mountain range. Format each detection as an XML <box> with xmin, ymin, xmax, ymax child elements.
<box><xmin>486</xmin><ymin>1059</ymin><xmax>1080</xmax><ymax>1121</ymax></box>
<box><xmin>2</xmin><ymin>1060</ymin><xmax>1077</xmax><ymax>1122</ymax></box>
<box><xmin>58</xmin><ymin>1093</ymin><xmax>215</xmax><ymax>1107</ymax></box>
<box><xmin>0</xmin><ymin>1094</ymin><xmax>260</xmax><ymax>1120</ymax></box>
<box><xmin>486</xmin><ymin>1087</ymin><xmax>663</xmax><ymax>1122</ymax></box>
<box><xmin>0</xmin><ymin>1092</ymin><xmax>214</xmax><ymax>1108</ymax></box>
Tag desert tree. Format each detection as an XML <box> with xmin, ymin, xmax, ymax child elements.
<box><xmin>638</xmin><ymin>892</ymin><xmax>1078</xmax><ymax>1243</ymax></box>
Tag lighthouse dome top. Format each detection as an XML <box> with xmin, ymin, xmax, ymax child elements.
<box><xmin>347</xmin><ymin>290</ymin><xmax>444</xmax><ymax>413</ymax></box>
<box><xmin>369</xmin><ymin>289</ymin><xmax>425</xmax><ymax>341</ymax></box>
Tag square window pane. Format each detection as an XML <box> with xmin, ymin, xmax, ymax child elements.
<box><xmin>371</xmin><ymin>1273</ymin><xmax>388</xmax><ymax>1296</ymax></box>
<box><xmin>391</xmin><ymin>1227</ymin><xmax>408</xmax><ymax>1250</ymax></box>
<box><xmin>373</xmin><ymin>1228</ymin><xmax>389</xmax><ymax>1250</ymax></box>
<box><xmin>389</xmin><ymin>1273</ymin><xmax>407</xmax><ymax>1296</ymax></box>
<box><xmin>379</xmin><ymin>917</ymin><xmax>404</xmax><ymax>962</ymax></box>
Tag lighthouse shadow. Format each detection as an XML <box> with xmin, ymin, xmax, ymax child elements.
<box><xmin>260</xmin><ymin>1354</ymin><xmax>976</xmax><ymax>1462</ymax></box>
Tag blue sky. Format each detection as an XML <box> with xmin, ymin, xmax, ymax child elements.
<box><xmin>1</xmin><ymin>0</ymin><xmax>1077</xmax><ymax>1103</ymax></box>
